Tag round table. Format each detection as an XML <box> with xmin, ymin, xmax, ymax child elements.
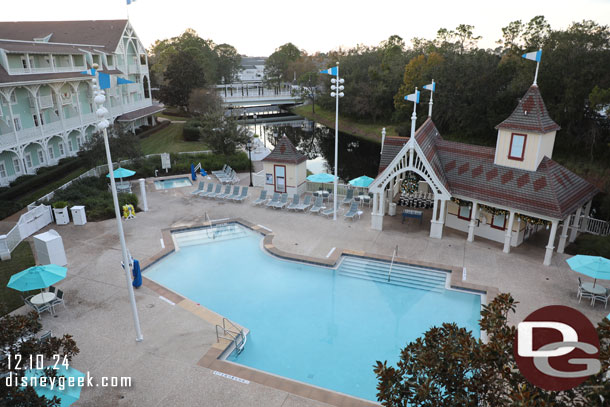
<box><xmin>31</xmin><ymin>292</ymin><xmax>56</xmax><ymax>305</ymax></box>
<box><xmin>581</xmin><ymin>282</ymin><xmax>606</xmax><ymax>296</ymax></box>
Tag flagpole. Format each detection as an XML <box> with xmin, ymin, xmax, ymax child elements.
<box><xmin>533</xmin><ymin>49</ymin><xmax>541</xmax><ymax>86</ymax></box>
<box><xmin>428</xmin><ymin>80</ymin><xmax>434</xmax><ymax>117</ymax></box>
<box><xmin>411</xmin><ymin>87</ymin><xmax>418</xmax><ymax>138</ymax></box>
<box><xmin>333</xmin><ymin>62</ymin><xmax>339</xmax><ymax>221</ymax></box>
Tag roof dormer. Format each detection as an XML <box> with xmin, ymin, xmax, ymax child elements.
<box><xmin>493</xmin><ymin>85</ymin><xmax>560</xmax><ymax>171</ymax></box>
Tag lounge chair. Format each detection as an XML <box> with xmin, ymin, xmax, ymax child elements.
<box><xmin>266</xmin><ymin>193</ymin><xmax>280</xmax><ymax>207</ymax></box>
<box><xmin>287</xmin><ymin>194</ymin><xmax>300</xmax><ymax>210</ymax></box>
<box><xmin>206</xmin><ymin>184</ymin><xmax>223</xmax><ymax>199</ymax></box>
<box><xmin>191</xmin><ymin>181</ymin><xmax>205</xmax><ymax>195</ymax></box>
<box><xmin>227</xmin><ymin>186</ymin><xmax>241</xmax><ymax>200</ymax></box>
<box><xmin>253</xmin><ymin>190</ymin><xmax>268</xmax><ymax>206</ymax></box>
<box><xmin>39</xmin><ymin>330</ymin><xmax>52</xmax><ymax>344</ymax></box>
<box><xmin>272</xmin><ymin>193</ymin><xmax>289</xmax><ymax>209</ymax></box>
<box><xmin>198</xmin><ymin>183</ymin><xmax>214</xmax><ymax>197</ymax></box>
<box><xmin>216</xmin><ymin>185</ymin><xmax>232</xmax><ymax>200</ymax></box>
<box><xmin>342</xmin><ymin>189</ymin><xmax>354</xmax><ymax>205</ymax></box>
<box><xmin>344</xmin><ymin>202</ymin><xmax>360</xmax><ymax>221</ymax></box>
<box><xmin>321</xmin><ymin>206</ymin><xmax>337</xmax><ymax>218</ymax></box>
<box><xmin>309</xmin><ymin>196</ymin><xmax>324</xmax><ymax>214</ymax></box>
<box><xmin>212</xmin><ymin>164</ymin><xmax>228</xmax><ymax>176</ymax></box>
<box><xmin>234</xmin><ymin>187</ymin><xmax>248</xmax><ymax>202</ymax></box>
<box><xmin>296</xmin><ymin>195</ymin><xmax>312</xmax><ymax>211</ymax></box>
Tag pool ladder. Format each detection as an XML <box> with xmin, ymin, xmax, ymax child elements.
<box><xmin>387</xmin><ymin>245</ymin><xmax>398</xmax><ymax>282</ymax></box>
<box><xmin>215</xmin><ymin>318</ymin><xmax>247</xmax><ymax>355</ymax></box>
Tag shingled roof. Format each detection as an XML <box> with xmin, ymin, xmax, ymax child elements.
<box><xmin>0</xmin><ymin>20</ymin><xmax>128</xmax><ymax>51</ymax></box>
<box><xmin>495</xmin><ymin>85</ymin><xmax>561</xmax><ymax>134</ymax></box>
<box><xmin>262</xmin><ymin>135</ymin><xmax>306</xmax><ymax>164</ymax></box>
<box><xmin>378</xmin><ymin>119</ymin><xmax>597</xmax><ymax>219</ymax></box>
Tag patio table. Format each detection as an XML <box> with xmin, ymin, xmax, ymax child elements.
<box><xmin>31</xmin><ymin>292</ymin><xmax>56</xmax><ymax>305</ymax></box>
<box><xmin>581</xmin><ymin>282</ymin><xmax>606</xmax><ymax>296</ymax></box>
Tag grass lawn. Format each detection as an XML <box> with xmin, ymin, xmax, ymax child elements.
<box><xmin>141</xmin><ymin>123</ymin><xmax>210</xmax><ymax>155</ymax></box>
<box><xmin>291</xmin><ymin>104</ymin><xmax>398</xmax><ymax>143</ymax></box>
<box><xmin>0</xmin><ymin>241</ymin><xmax>36</xmax><ymax>313</ymax></box>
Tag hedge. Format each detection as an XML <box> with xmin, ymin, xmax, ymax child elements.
<box><xmin>138</xmin><ymin>121</ymin><xmax>170</xmax><ymax>139</ymax></box>
<box><xmin>0</xmin><ymin>157</ymin><xmax>85</xmax><ymax>201</ymax></box>
<box><xmin>129</xmin><ymin>151</ymin><xmax>249</xmax><ymax>178</ymax></box>
<box><xmin>565</xmin><ymin>234</ymin><xmax>610</xmax><ymax>258</ymax></box>
<box><xmin>183</xmin><ymin>119</ymin><xmax>202</xmax><ymax>141</ymax></box>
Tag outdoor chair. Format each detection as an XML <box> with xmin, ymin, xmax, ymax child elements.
<box><xmin>272</xmin><ymin>193</ymin><xmax>289</xmax><ymax>209</ymax></box>
<box><xmin>39</xmin><ymin>331</ymin><xmax>52</xmax><ymax>345</ymax></box>
<box><xmin>227</xmin><ymin>186</ymin><xmax>241</xmax><ymax>200</ymax></box>
<box><xmin>198</xmin><ymin>183</ymin><xmax>214</xmax><ymax>197</ymax></box>
<box><xmin>287</xmin><ymin>194</ymin><xmax>300</xmax><ymax>210</ymax></box>
<box><xmin>342</xmin><ymin>189</ymin><xmax>354</xmax><ymax>205</ymax></box>
<box><xmin>296</xmin><ymin>195</ymin><xmax>312</xmax><ymax>211</ymax></box>
<box><xmin>234</xmin><ymin>187</ymin><xmax>248</xmax><ymax>202</ymax></box>
<box><xmin>344</xmin><ymin>202</ymin><xmax>360</xmax><ymax>221</ymax></box>
<box><xmin>191</xmin><ymin>181</ymin><xmax>205</xmax><ymax>195</ymax></box>
<box><xmin>266</xmin><ymin>193</ymin><xmax>280</xmax><ymax>207</ymax></box>
<box><xmin>216</xmin><ymin>185</ymin><xmax>232</xmax><ymax>200</ymax></box>
<box><xmin>578</xmin><ymin>277</ymin><xmax>595</xmax><ymax>304</ymax></box>
<box><xmin>212</xmin><ymin>164</ymin><xmax>228</xmax><ymax>176</ymax></box>
<box><xmin>23</xmin><ymin>296</ymin><xmax>52</xmax><ymax>318</ymax></box>
<box><xmin>50</xmin><ymin>289</ymin><xmax>66</xmax><ymax>311</ymax></box>
<box><xmin>593</xmin><ymin>290</ymin><xmax>610</xmax><ymax>308</ymax></box>
<box><xmin>309</xmin><ymin>196</ymin><xmax>324</xmax><ymax>214</ymax></box>
<box><xmin>253</xmin><ymin>190</ymin><xmax>268</xmax><ymax>206</ymax></box>
<box><xmin>206</xmin><ymin>184</ymin><xmax>223</xmax><ymax>199</ymax></box>
<box><xmin>321</xmin><ymin>207</ymin><xmax>338</xmax><ymax>218</ymax></box>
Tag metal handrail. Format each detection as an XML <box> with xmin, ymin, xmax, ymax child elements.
<box><xmin>387</xmin><ymin>245</ymin><xmax>398</xmax><ymax>282</ymax></box>
<box><xmin>215</xmin><ymin>317</ymin><xmax>247</xmax><ymax>354</ymax></box>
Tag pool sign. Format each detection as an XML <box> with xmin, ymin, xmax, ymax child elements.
<box><xmin>513</xmin><ymin>305</ymin><xmax>601</xmax><ymax>391</ymax></box>
<box><xmin>161</xmin><ymin>153</ymin><xmax>171</xmax><ymax>171</ymax></box>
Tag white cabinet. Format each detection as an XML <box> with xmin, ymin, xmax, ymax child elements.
<box><xmin>33</xmin><ymin>229</ymin><xmax>67</xmax><ymax>266</ymax></box>
<box><xmin>70</xmin><ymin>206</ymin><xmax>87</xmax><ymax>225</ymax></box>
<box><xmin>53</xmin><ymin>207</ymin><xmax>70</xmax><ymax>225</ymax></box>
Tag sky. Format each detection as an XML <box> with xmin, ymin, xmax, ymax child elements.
<box><xmin>2</xmin><ymin>0</ymin><xmax>610</xmax><ymax>56</ymax></box>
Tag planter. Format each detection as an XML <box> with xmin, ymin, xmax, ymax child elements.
<box><xmin>53</xmin><ymin>207</ymin><xmax>70</xmax><ymax>225</ymax></box>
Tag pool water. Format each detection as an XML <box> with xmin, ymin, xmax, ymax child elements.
<box><xmin>144</xmin><ymin>224</ymin><xmax>481</xmax><ymax>401</ymax></box>
<box><xmin>154</xmin><ymin>177</ymin><xmax>192</xmax><ymax>190</ymax></box>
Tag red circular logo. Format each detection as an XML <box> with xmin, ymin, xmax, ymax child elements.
<box><xmin>513</xmin><ymin>305</ymin><xmax>600</xmax><ymax>391</ymax></box>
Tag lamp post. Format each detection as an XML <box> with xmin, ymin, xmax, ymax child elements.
<box><xmin>328</xmin><ymin>62</ymin><xmax>344</xmax><ymax>221</ymax></box>
<box><xmin>90</xmin><ymin>65</ymin><xmax>143</xmax><ymax>342</ymax></box>
<box><xmin>253</xmin><ymin>114</ymin><xmax>257</xmax><ymax>138</ymax></box>
<box><xmin>246</xmin><ymin>141</ymin><xmax>253</xmax><ymax>187</ymax></box>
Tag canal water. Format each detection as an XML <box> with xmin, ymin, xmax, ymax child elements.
<box><xmin>245</xmin><ymin>115</ymin><xmax>381</xmax><ymax>181</ymax></box>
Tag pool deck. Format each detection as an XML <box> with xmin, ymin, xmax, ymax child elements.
<box><xmin>13</xmin><ymin>172</ymin><xmax>609</xmax><ymax>406</ymax></box>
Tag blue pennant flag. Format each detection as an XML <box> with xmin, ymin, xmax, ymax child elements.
<box><xmin>522</xmin><ymin>49</ymin><xmax>542</xmax><ymax>62</ymax></box>
<box><xmin>117</xmin><ymin>77</ymin><xmax>135</xmax><ymax>85</ymax></box>
<box><xmin>404</xmin><ymin>90</ymin><xmax>420</xmax><ymax>103</ymax></box>
<box><xmin>320</xmin><ymin>66</ymin><xmax>338</xmax><ymax>75</ymax></box>
<box><xmin>423</xmin><ymin>82</ymin><xmax>436</xmax><ymax>92</ymax></box>
<box><xmin>78</xmin><ymin>68</ymin><xmax>110</xmax><ymax>89</ymax></box>
<box><xmin>127</xmin><ymin>0</ymin><xmax>136</xmax><ymax>4</ymax></box>
<box><xmin>80</xmin><ymin>68</ymin><xmax>96</xmax><ymax>76</ymax></box>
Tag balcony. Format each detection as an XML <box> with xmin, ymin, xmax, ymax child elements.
<box><xmin>7</xmin><ymin>64</ymin><xmax>87</xmax><ymax>76</ymax></box>
<box><xmin>29</xmin><ymin>95</ymin><xmax>55</xmax><ymax>110</ymax></box>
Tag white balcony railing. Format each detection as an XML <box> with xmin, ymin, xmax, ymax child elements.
<box><xmin>38</xmin><ymin>95</ymin><xmax>54</xmax><ymax>109</ymax></box>
<box><xmin>0</xmin><ymin>132</ymin><xmax>18</xmax><ymax>147</ymax></box>
<box><xmin>17</xmin><ymin>126</ymin><xmax>42</xmax><ymax>143</ymax></box>
<box><xmin>8</xmin><ymin>64</ymin><xmax>88</xmax><ymax>75</ymax></box>
<box><xmin>42</xmin><ymin>120</ymin><xmax>63</xmax><ymax>135</ymax></box>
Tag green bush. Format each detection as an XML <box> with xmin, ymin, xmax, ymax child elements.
<box><xmin>182</xmin><ymin>119</ymin><xmax>202</xmax><ymax>142</ymax></box>
<box><xmin>0</xmin><ymin>200</ymin><xmax>23</xmax><ymax>220</ymax></box>
<box><xmin>565</xmin><ymin>234</ymin><xmax>610</xmax><ymax>257</ymax></box>
<box><xmin>52</xmin><ymin>201</ymin><xmax>68</xmax><ymax>209</ymax></box>
<box><xmin>128</xmin><ymin>152</ymin><xmax>249</xmax><ymax>178</ymax></box>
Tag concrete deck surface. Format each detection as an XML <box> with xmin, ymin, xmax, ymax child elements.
<box><xmin>12</xmin><ymin>172</ymin><xmax>608</xmax><ymax>407</ymax></box>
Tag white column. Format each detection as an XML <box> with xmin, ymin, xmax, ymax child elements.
<box><xmin>467</xmin><ymin>201</ymin><xmax>478</xmax><ymax>242</ymax></box>
<box><xmin>371</xmin><ymin>192</ymin><xmax>383</xmax><ymax>230</ymax></box>
<box><xmin>543</xmin><ymin>220</ymin><xmax>559</xmax><ymax>266</ymax></box>
<box><xmin>503</xmin><ymin>210</ymin><xmax>515</xmax><ymax>253</ymax></box>
<box><xmin>569</xmin><ymin>206</ymin><xmax>582</xmax><ymax>243</ymax></box>
<box><xmin>6</xmin><ymin>94</ymin><xmax>18</xmax><ymax>138</ymax></box>
<box><xmin>580</xmin><ymin>200</ymin><xmax>592</xmax><ymax>232</ymax></box>
<box><xmin>557</xmin><ymin>217</ymin><xmax>570</xmax><ymax>254</ymax></box>
<box><xmin>439</xmin><ymin>199</ymin><xmax>447</xmax><ymax>223</ymax></box>
<box><xmin>54</xmin><ymin>91</ymin><xmax>65</xmax><ymax>128</ymax></box>
<box><xmin>73</xmin><ymin>85</ymin><xmax>84</xmax><ymax>126</ymax></box>
<box><xmin>139</xmin><ymin>179</ymin><xmax>148</xmax><ymax>211</ymax></box>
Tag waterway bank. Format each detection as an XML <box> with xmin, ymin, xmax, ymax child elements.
<box><xmin>290</xmin><ymin>104</ymin><xmax>398</xmax><ymax>144</ymax></box>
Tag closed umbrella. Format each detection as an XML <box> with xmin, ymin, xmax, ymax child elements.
<box><xmin>566</xmin><ymin>255</ymin><xmax>610</xmax><ymax>288</ymax></box>
<box><xmin>7</xmin><ymin>265</ymin><xmax>67</xmax><ymax>292</ymax></box>
<box><xmin>24</xmin><ymin>365</ymin><xmax>85</xmax><ymax>406</ymax></box>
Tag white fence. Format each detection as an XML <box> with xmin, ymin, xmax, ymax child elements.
<box><xmin>583</xmin><ymin>216</ymin><xmax>610</xmax><ymax>237</ymax></box>
<box><xmin>0</xmin><ymin>204</ymin><xmax>53</xmax><ymax>260</ymax></box>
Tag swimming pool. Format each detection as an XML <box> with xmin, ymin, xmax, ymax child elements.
<box><xmin>144</xmin><ymin>224</ymin><xmax>481</xmax><ymax>401</ymax></box>
<box><xmin>153</xmin><ymin>177</ymin><xmax>192</xmax><ymax>190</ymax></box>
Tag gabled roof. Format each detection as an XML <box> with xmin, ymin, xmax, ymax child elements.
<box><xmin>262</xmin><ymin>135</ymin><xmax>306</xmax><ymax>164</ymax></box>
<box><xmin>495</xmin><ymin>85</ymin><xmax>561</xmax><ymax>134</ymax></box>
<box><xmin>0</xmin><ymin>20</ymin><xmax>128</xmax><ymax>51</ymax></box>
<box><xmin>378</xmin><ymin>119</ymin><xmax>597</xmax><ymax>219</ymax></box>
<box><xmin>379</xmin><ymin>136</ymin><xmax>408</xmax><ymax>172</ymax></box>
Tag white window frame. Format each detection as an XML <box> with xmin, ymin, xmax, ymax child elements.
<box><xmin>37</xmin><ymin>149</ymin><xmax>44</xmax><ymax>164</ymax></box>
<box><xmin>58</xmin><ymin>142</ymin><xmax>65</xmax><ymax>156</ymax></box>
<box><xmin>32</xmin><ymin>114</ymin><xmax>39</xmax><ymax>127</ymax></box>
<box><xmin>10</xmin><ymin>92</ymin><xmax>17</xmax><ymax>104</ymax></box>
<box><xmin>13</xmin><ymin>116</ymin><xmax>21</xmax><ymax>131</ymax></box>
<box><xmin>25</xmin><ymin>153</ymin><xmax>32</xmax><ymax>168</ymax></box>
<box><xmin>76</xmin><ymin>136</ymin><xmax>82</xmax><ymax>149</ymax></box>
<box><xmin>12</xmin><ymin>158</ymin><xmax>21</xmax><ymax>174</ymax></box>
<box><xmin>48</xmin><ymin>146</ymin><xmax>54</xmax><ymax>160</ymax></box>
<box><xmin>0</xmin><ymin>162</ymin><xmax>6</xmax><ymax>178</ymax></box>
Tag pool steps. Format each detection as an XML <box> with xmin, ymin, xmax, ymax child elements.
<box><xmin>175</xmin><ymin>224</ymin><xmax>249</xmax><ymax>247</ymax></box>
<box><xmin>337</xmin><ymin>256</ymin><xmax>446</xmax><ymax>293</ymax></box>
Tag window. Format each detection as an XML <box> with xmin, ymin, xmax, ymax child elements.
<box><xmin>58</xmin><ymin>142</ymin><xmax>65</xmax><ymax>156</ymax></box>
<box><xmin>68</xmin><ymin>140</ymin><xmax>73</xmax><ymax>152</ymax></box>
<box><xmin>32</xmin><ymin>114</ymin><xmax>39</xmax><ymax>127</ymax></box>
<box><xmin>76</xmin><ymin>136</ymin><xmax>82</xmax><ymax>149</ymax></box>
<box><xmin>37</xmin><ymin>149</ymin><xmax>44</xmax><ymax>164</ymax></box>
<box><xmin>25</xmin><ymin>154</ymin><xmax>32</xmax><ymax>168</ymax></box>
<box><xmin>10</xmin><ymin>92</ymin><xmax>17</xmax><ymax>104</ymax></box>
<box><xmin>0</xmin><ymin>162</ymin><xmax>6</xmax><ymax>178</ymax></box>
<box><xmin>458</xmin><ymin>204</ymin><xmax>472</xmax><ymax>221</ymax></box>
<box><xmin>508</xmin><ymin>133</ymin><xmax>527</xmax><ymax>161</ymax></box>
<box><xmin>13</xmin><ymin>117</ymin><xmax>21</xmax><ymax>131</ymax></box>
<box><xmin>48</xmin><ymin>146</ymin><xmax>54</xmax><ymax>160</ymax></box>
<box><xmin>21</xmin><ymin>56</ymin><xmax>27</xmax><ymax>69</ymax></box>
<box><xmin>274</xmin><ymin>165</ymin><xmax>286</xmax><ymax>193</ymax></box>
<box><xmin>491</xmin><ymin>213</ymin><xmax>507</xmax><ymax>230</ymax></box>
<box><xmin>12</xmin><ymin>158</ymin><xmax>20</xmax><ymax>173</ymax></box>
<box><xmin>107</xmin><ymin>55</ymin><xmax>114</xmax><ymax>66</ymax></box>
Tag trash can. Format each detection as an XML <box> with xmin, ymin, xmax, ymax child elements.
<box><xmin>389</xmin><ymin>202</ymin><xmax>397</xmax><ymax>216</ymax></box>
<box><xmin>33</xmin><ymin>229</ymin><xmax>67</xmax><ymax>266</ymax></box>
<box><xmin>70</xmin><ymin>205</ymin><xmax>87</xmax><ymax>225</ymax></box>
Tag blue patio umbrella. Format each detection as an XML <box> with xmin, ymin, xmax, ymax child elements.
<box><xmin>24</xmin><ymin>365</ymin><xmax>85</xmax><ymax>406</ymax></box>
<box><xmin>348</xmin><ymin>175</ymin><xmax>374</xmax><ymax>188</ymax></box>
<box><xmin>7</xmin><ymin>265</ymin><xmax>67</xmax><ymax>292</ymax></box>
<box><xmin>106</xmin><ymin>167</ymin><xmax>135</xmax><ymax>179</ymax></box>
<box><xmin>306</xmin><ymin>173</ymin><xmax>336</xmax><ymax>183</ymax></box>
<box><xmin>566</xmin><ymin>255</ymin><xmax>610</xmax><ymax>288</ymax></box>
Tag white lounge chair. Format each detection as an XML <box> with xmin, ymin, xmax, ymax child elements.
<box><xmin>272</xmin><ymin>193</ymin><xmax>289</xmax><ymax>209</ymax></box>
<box><xmin>287</xmin><ymin>194</ymin><xmax>300</xmax><ymax>210</ymax></box>
<box><xmin>198</xmin><ymin>183</ymin><xmax>214</xmax><ymax>197</ymax></box>
<box><xmin>226</xmin><ymin>186</ymin><xmax>241</xmax><ymax>200</ymax></box>
<box><xmin>296</xmin><ymin>195</ymin><xmax>312</xmax><ymax>211</ymax></box>
<box><xmin>191</xmin><ymin>181</ymin><xmax>205</xmax><ymax>195</ymax></box>
<box><xmin>234</xmin><ymin>187</ymin><xmax>248</xmax><ymax>202</ymax></box>
<box><xmin>309</xmin><ymin>196</ymin><xmax>324</xmax><ymax>214</ymax></box>
<box><xmin>344</xmin><ymin>202</ymin><xmax>360</xmax><ymax>221</ymax></box>
<box><xmin>266</xmin><ymin>193</ymin><xmax>280</xmax><ymax>207</ymax></box>
<box><xmin>253</xmin><ymin>190</ymin><xmax>268</xmax><ymax>206</ymax></box>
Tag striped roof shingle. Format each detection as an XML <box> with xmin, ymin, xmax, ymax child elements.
<box><xmin>262</xmin><ymin>135</ymin><xmax>306</xmax><ymax>164</ymax></box>
<box><xmin>495</xmin><ymin>85</ymin><xmax>561</xmax><ymax>134</ymax></box>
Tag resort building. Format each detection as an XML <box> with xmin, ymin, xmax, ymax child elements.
<box><xmin>369</xmin><ymin>84</ymin><xmax>598</xmax><ymax>265</ymax></box>
<box><xmin>0</xmin><ymin>20</ymin><xmax>163</xmax><ymax>186</ymax></box>
<box><xmin>262</xmin><ymin>135</ymin><xmax>307</xmax><ymax>196</ymax></box>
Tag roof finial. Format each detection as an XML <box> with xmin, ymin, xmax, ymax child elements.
<box><xmin>522</xmin><ymin>49</ymin><xmax>542</xmax><ymax>86</ymax></box>
<box><xmin>423</xmin><ymin>80</ymin><xmax>436</xmax><ymax>118</ymax></box>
